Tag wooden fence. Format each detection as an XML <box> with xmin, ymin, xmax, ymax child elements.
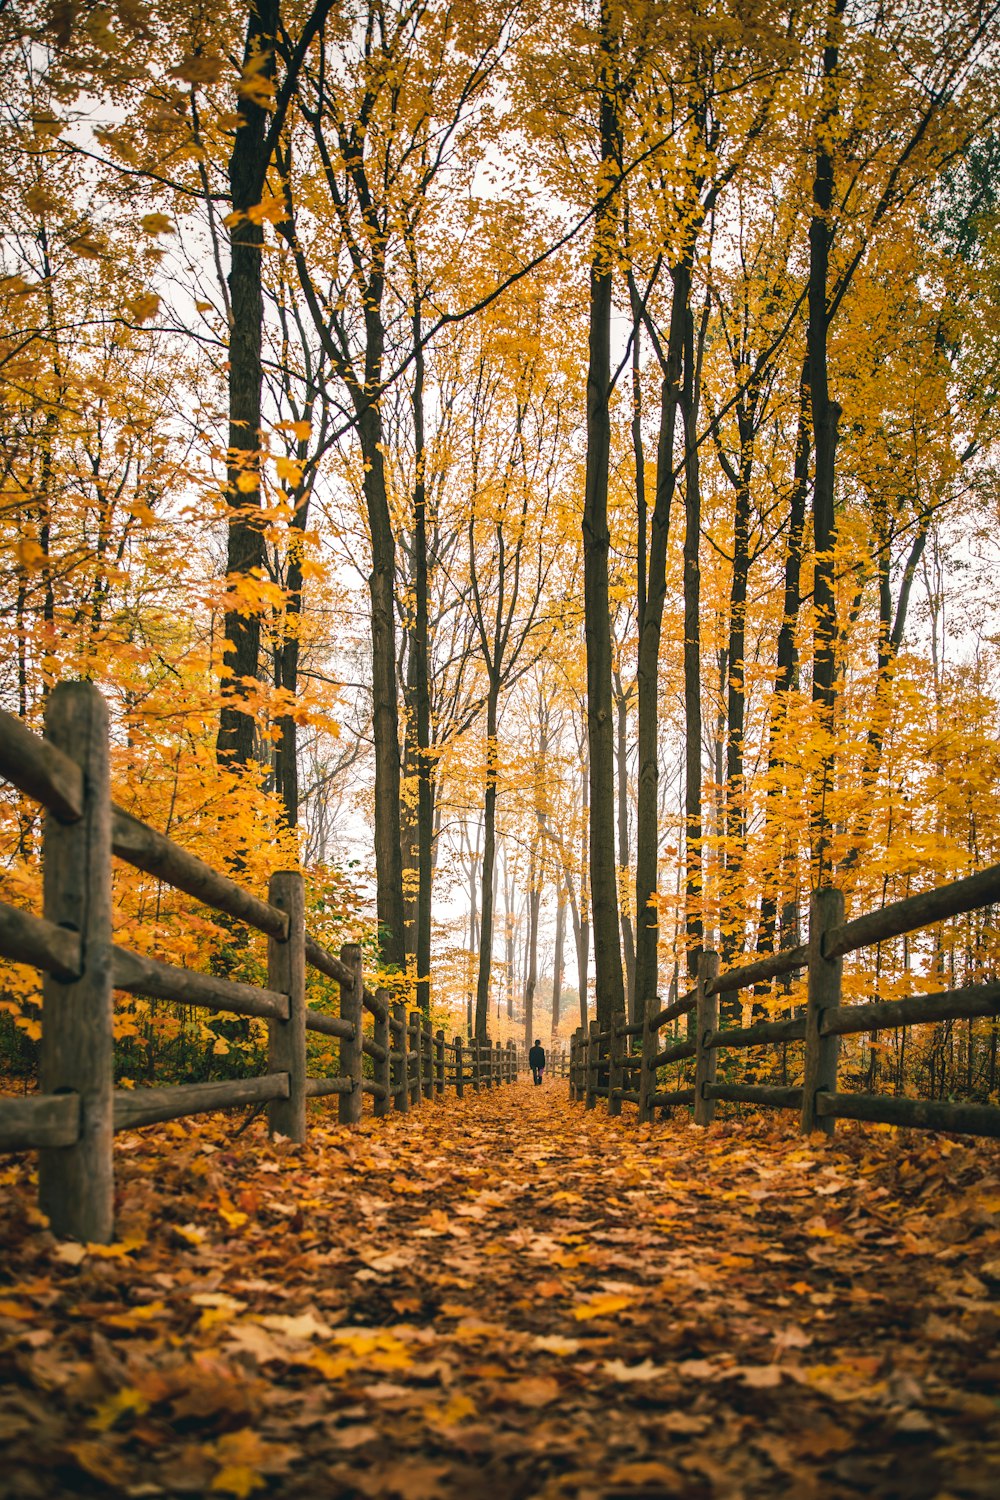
<box><xmin>570</xmin><ymin>879</ymin><xmax>1000</xmax><ymax>1138</ymax></box>
<box><xmin>0</xmin><ymin>682</ymin><xmax>520</xmax><ymax>1242</ymax></box>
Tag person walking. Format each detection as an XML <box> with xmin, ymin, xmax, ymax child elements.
<box><xmin>528</xmin><ymin>1038</ymin><xmax>546</xmax><ymax>1086</ymax></box>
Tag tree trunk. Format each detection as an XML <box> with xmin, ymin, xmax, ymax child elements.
<box><xmin>582</xmin><ymin>7</ymin><xmax>625</xmax><ymax>1028</ymax></box>
<box><xmin>474</xmin><ymin>687</ymin><xmax>500</xmax><ymax>1041</ymax></box>
<box><xmin>523</xmin><ymin>860</ymin><xmax>541</xmax><ymax>1049</ymax></box>
<box><xmin>808</xmin><ymin>1</ymin><xmax>846</xmax><ymax>880</ymax></box>
<box><xmin>411</xmin><ymin>297</ymin><xmax>434</xmax><ymax>1013</ymax></box>
<box><xmin>756</xmin><ymin>364</ymin><xmax>810</xmax><ymax>977</ymax></box>
<box><xmin>217</xmin><ymin>0</ymin><xmax>278</xmax><ymax>768</ymax></box>
<box><xmin>681</xmin><ymin>306</ymin><xmax>703</xmax><ymax>972</ymax></box>
<box><xmin>615</xmin><ymin>677</ymin><xmax>636</xmax><ymax>1018</ymax></box>
<box><xmin>634</xmin><ymin>261</ymin><xmax>689</xmax><ymax>1017</ymax></box>
<box><xmin>551</xmin><ymin>890</ymin><xmax>566</xmax><ymax>1038</ymax></box>
<box><xmin>359</xmin><ymin>388</ymin><xmax>407</xmax><ymax>972</ymax></box>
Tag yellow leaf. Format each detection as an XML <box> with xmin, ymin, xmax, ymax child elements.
<box><xmin>90</xmin><ymin>1386</ymin><xmax>150</xmax><ymax>1431</ymax></box>
<box><xmin>103</xmin><ymin>1300</ymin><xmax>167</xmax><ymax>1330</ymax></box>
<box><xmin>13</xmin><ymin>538</ymin><xmax>47</xmax><ymax>573</ymax></box>
<box><xmin>274</xmin><ymin>455</ymin><xmax>303</xmax><ymax>485</ymax></box>
<box><xmin>210</xmin><ymin>1464</ymin><xmax>264</xmax><ymax>1499</ymax></box>
<box><xmin>140</xmin><ymin>213</ymin><xmax>173</xmax><ymax>236</ymax></box>
<box><xmin>572</xmin><ymin>1292</ymin><xmax>632</xmax><ymax>1322</ymax></box>
<box><xmin>125</xmin><ymin>291</ymin><xmax>161</xmax><ymax>324</ymax></box>
<box><xmin>235</xmin><ymin>472</ymin><xmax>258</xmax><ymax>493</ymax></box>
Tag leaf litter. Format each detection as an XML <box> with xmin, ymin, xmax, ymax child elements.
<box><xmin>1</xmin><ymin>1082</ymin><xmax>999</xmax><ymax>1497</ymax></box>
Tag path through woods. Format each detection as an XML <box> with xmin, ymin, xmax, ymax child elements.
<box><xmin>2</xmin><ymin>1082</ymin><xmax>1000</xmax><ymax>1498</ymax></box>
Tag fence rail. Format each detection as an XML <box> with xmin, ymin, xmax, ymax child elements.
<box><xmin>0</xmin><ymin>683</ymin><xmax>522</xmax><ymax>1242</ymax></box>
<box><xmin>570</xmin><ymin>872</ymin><xmax>1000</xmax><ymax>1140</ymax></box>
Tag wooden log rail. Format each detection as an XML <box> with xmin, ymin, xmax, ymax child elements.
<box><xmin>569</xmin><ymin>865</ymin><xmax>1000</xmax><ymax>1142</ymax></box>
<box><xmin>0</xmin><ymin>688</ymin><xmax>522</xmax><ymax>1241</ymax></box>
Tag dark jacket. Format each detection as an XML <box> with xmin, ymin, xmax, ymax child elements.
<box><xmin>528</xmin><ymin>1044</ymin><xmax>546</xmax><ymax>1071</ymax></box>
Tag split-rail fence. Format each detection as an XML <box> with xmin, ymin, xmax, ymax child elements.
<box><xmin>0</xmin><ymin>682</ymin><xmax>520</xmax><ymax>1243</ymax></box>
<box><xmin>570</xmin><ymin>881</ymin><xmax>1000</xmax><ymax>1139</ymax></box>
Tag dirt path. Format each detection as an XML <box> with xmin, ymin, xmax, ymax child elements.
<box><xmin>2</xmin><ymin>1080</ymin><xmax>1000</xmax><ymax>1497</ymax></box>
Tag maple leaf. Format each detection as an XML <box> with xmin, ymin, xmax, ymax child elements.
<box><xmin>572</xmin><ymin>1292</ymin><xmax>632</xmax><ymax>1321</ymax></box>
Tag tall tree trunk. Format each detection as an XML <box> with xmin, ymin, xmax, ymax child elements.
<box><xmin>523</xmin><ymin>860</ymin><xmax>541</xmax><ymax>1048</ymax></box>
<box><xmin>583</xmin><ymin>5</ymin><xmax>625</xmax><ymax>1028</ymax></box>
<box><xmin>359</xmin><ymin>382</ymin><xmax>407</xmax><ymax>971</ymax></box>
<box><xmin>474</xmin><ymin>686</ymin><xmax>500</xmax><ymax>1041</ymax></box>
<box><xmin>634</xmin><ymin>261</ymin><xmax>689</xmax><ymax>1016</ymax></box>
<box><xmin>551</xmin><ymin>890</ymin><xmax>566</xmax><ymax>1039</ymax></box>
<box><xmin>615</xmin><ymin>676</ymin><xmax>636</xmax><ymax>1017</ymax></box>
<box><xmin>681</xmin><ymin>306</ymin><xmax>703</xmax><ymax>971</ymax></box>
<box><xmin>217</xmin><ymin>0</ymin><xmax>278</xmax><ymax>768</ymax></box>
<box><xmin>504</xmin><ymin>863</ymin><xmax>517</xmax><ymax>1020</ymax></box>
<box><xmin>756</xmin><ymin>365</ymin><xmax>810</xmax><ymax>970</ymax></box>
<box><xmin>273</xmin><ymin>479</ymin><xmax>310</xmax><ymax>827</ymax></box>
<box><xmin>411</xmin><ymin>294</ymin><xmax>434</xmax><ymax>1013</ymax></box>
<box><xmin>808</xmin><ymin>0</ymin><xmax>846</xmax><ymax>881</ymax></box>
<box><xmin>722</xmin><ymin>421</ymin><xmax>752</xmax><ymax>969</ymax></box>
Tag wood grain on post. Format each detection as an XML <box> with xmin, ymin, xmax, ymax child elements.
<box><xmin>111</xmin><ymin>806</ymin><xmax>287</xmax><ymax>940</ymax></box>
<box><xmin>585</xmin><ymin>1019</ymin><xmax>600</xmax><ymax>1109</ymax></box>
<box><xmin>0</xmin><ymin>704</ymin><xmax>83</xmax><ymax>821</ymax></box>
<box><xmin>801</xmin><ymin>886</ymin><xmax>844</xmax><ymax>1135</ymax></box>
<box><xmin>267</xmin><ymin>871</ymin><xmax>306</xmax><ymax>1142</ymax></box>
<box><xmin>0</xmin><ymin>1092</ymin><xmax>81</xmax><ymax>1151</ymax></box>
<box><xmin>373</xmin><ymin>987</ymin><xmax>391</xmax><ymax>1118</ymax></box>
<box><xmin>408</xmin><ymin>1012</ymin><xmax>421</xmax><ymax>1105</ymax></box>
<box><xmin>435</xmin><ymin>1029</ymin><xmax>445</xmax><ymax>1094</ymax></box>
<box><xmin>454</xmin><ymin>1034</ymin><xmax>464</xmax><ymax>1097</ymax></box>
<box><xmin>608</xmin><ymin>1012</ymin><xmax>624</xmax><ymax>1117</ymax></box>
<box><xmin>339</xmin><ymin>943</ymin><xmax>364</xmax><ymax>1125</ymax></box>
<box><xmin>421</xmin><ymin>1015</ymin><xmax>433</xmax><ymax>1099</ymax></box>
<box><xmin>471</xmin><ymin>1036</ymin><xmax>480</xmax><ymax>1093</ymax></box>
<box><xmin>39</xmin><ymin>682</ymin><xmax>115</xmax><ymax>1243</ymax></box>
<box><xmin>694</xmin><ymin>950</ymin><xmax>720</xmax><ymax>1126</ymax></box>
<box><xmin>638</xmin><ymin>1007</ymin><xmax>654</xmax><ymax>1124</ymax></box>
<box><xmin>393</xmin><ymin>1001</ymin><xmax>408</xmax><ymax>1113</ymax></box>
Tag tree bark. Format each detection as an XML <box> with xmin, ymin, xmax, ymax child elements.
<box><xmin>410</xmin><ymin>293</ymin><xmax>434</xmax><ymax>1012</ymax></box>
<box><xmin>582</xmin><ymin>3</ymin><xmax>625</xmax><ymax>1028</ymax></box>
<box><xmin>682</xmin><ymin>306</ymin><xmax>704</xmax><ymax>972</ymax></box>
<box><xmin>634</xmin><ymin>260</ymin><xmax>689</xmax><ymax>1018</ymax></box>
<box><xmin>217</xmin><ymin>0</ymin><xmax>279</xmax><ymax>768</ymax></box>
<box><xmin>614</xmin><ymin>673</ymin><xmax>636</xmax><ymax>1017</ymax></box>
<box><xmin>551</xmin><ymin>889</ymin><xmax>566</xmax><ymax>1039</ymax></box>
<box><xmin>756</xmin><ymin>364</ymin><xmax>810</xmax><ymax>971</ymax></box>
<box><xmin>808</xmin><ymin>0</ymin><xmax>847</xmax><ymax>880</ymax></box>
<box><xmin>474</xmin><ymin>686</ymin><xmax>500</xmax><ymax>1041</ymax></box>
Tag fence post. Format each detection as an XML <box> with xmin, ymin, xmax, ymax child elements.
<box><xmin>693</xmin><ymin>950</ymin><xmax>720</xmax><ymax>1127</ymax></box>
<box><xmin>422</xmin><ymin>1014</ymin><xmax>433</xmax><ymax>1099</ymax></box>
<box><xmin>39</xmin><ymin>682</ymin><xmax>114</xmax><ymax>1243</ymax></box>
<box><xmin>638</xmin><ymin>1004</ymin><xmax>655</xmax><ymax>1123</ymax></box>
<box><xmin>339</xmin><ymin>943</ymin><xmax>364</xmax><ymax>1125</ymax></box>
<box><xmin>585</xmin><ymin>1018</ymin><xmax>599</xmax><ymax>1109</ymax></box>
<box><xmin>454</xmin><ymin>1034</ymin><xmax>464</xmax><ymax>1097</ymax></box>
<box><xmin>267</xmin><ymin>871</ymin><xmax>307</xmax><ymax>1142</ymax></box>
<box><xmin>393</xmin><ymin>1000</ymin><xmax>408</xmax><ymax>1113</ymax></box>
<box><xmin>608</xmin><ymin>1012</ymin><xmax>624</xmax><ymax>1117</ymax></box>
<box><xmin>408</xmin><ymin>1011</ymin><xmax>421</xmax><ymax>1105</ymax></box>
<box><xmin>802</xmin><ymin>886</ymin><xmax>845</xmax><ymax>1135</ymax></box>
<box><xmin>435</xmin><ymin>1028</ymin><xmax>445</xmax><ymax>1095</ymax></box>
<box><xmin>373</xmin><ymin>988</ymin><xmax>391</xmax><ymax>1118</ymax></box>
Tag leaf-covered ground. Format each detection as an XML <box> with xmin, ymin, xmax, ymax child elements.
<box><xmin>2</xmin><ymin>1080</ymin><xmax>1000</xmax><ymax>1499</ymax></box>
